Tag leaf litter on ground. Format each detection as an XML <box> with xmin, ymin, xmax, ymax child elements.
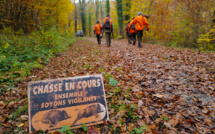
<box><xmin>0</xmin><ymin>37</ymin><xmax>215</xmax><ymax>133</ymax></box>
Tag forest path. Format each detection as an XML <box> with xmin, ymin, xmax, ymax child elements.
<box><xmin>1</xmin><ymin>37</ymin><xmax>215</xmax><ymax>133</ymax></box>
<box><xmin>87</xmin><ymin>37</ymin><xmax>215</xmax><ymax>108</ymax></box>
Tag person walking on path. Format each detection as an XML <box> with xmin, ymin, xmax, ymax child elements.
<box><xmin>132</xmin><ymin>12</ymin><xmax>149</xmax><ymax>48</ymax></box>
<box><xmin>126</xmin><ymin>21</ymin><xmax>132</xmax><ymax>44</ymax></box>
<box><xmin>94</xmin><ymin>21</ymin><xmax>102</xmax><ymax>44</ymax></box>
<box><xmin>102</xmin><ymin>15</ymin><xmax>114</xmax><ymax>47</ymax></box>
<box><xmin>128</xmin><ymin>17</ymin><xmax>137</xmax><ymax>45</ymax></box>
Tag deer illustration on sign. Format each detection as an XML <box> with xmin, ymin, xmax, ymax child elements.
<box><xmin>72</xmin><ymin>103</ymin><xmax>104</xmax><ymax>125</ymax></box>
<box><xmin>34</xmin><ymin>110</ymin><xmax>71</xmax><ymax>127</ymax></box>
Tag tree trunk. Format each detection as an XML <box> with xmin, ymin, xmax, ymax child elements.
<box><xmin>124</xmin><ymin>0</ymin><xmax>131</xmax><ymax>22</ymax></box>
<box><xmin>75</xmin><ymin>4</ymin><xmax>77</xmax><ymax>33</ymax></box>
<box><xmin>88</xmin><ymin>12</ymin><xmax>91</xmax><ymax>37</ymax></box>
<box><xmin>0</xmin><ymin>0</ymin><xmax>6</xmax><ymax>29</ymax></box>
<box><xmin>100</xmin><ymin>0</ymin><xmax>104</xmax><ymax>19</ymax></box>
<box><xmin>116</xmin><ymin>0</ymin><xmax>124</xmax><ymax>36</ymax></box>
<box><xmin>79</xmin><ymin>0</ymin><xmax>86</xmax><ymax>34</ymax></box>
<box><xmin>106</xmin><ymin>0</ymin><xmax>110</xmax><ymax>16</ymax></box>
<box><xmin>212</xmin><ymin>10</ymin><xmax>215</xmax><ymax>28</ymax></box>
<box><xmin>95</xmin><ymin>0</ymin><xmax>99</xmax><ymax>21</ymax></box>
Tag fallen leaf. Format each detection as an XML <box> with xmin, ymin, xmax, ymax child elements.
<box><xmin>128</xmin><ymin>123</ymin><xmax>134</xmax><ymax>131</ymax></box>
<box><xmin>87</xmin><ymin>126</ymin><xmax>100</xmax><ymax>134</ymax></box>
<box><xmin>148</xmin><ymin>110</ymin><xmax>155</xmax><ymax>116</ymax></box>
<box><xmin>137</xmin><ymin>120</ymin><xmax>145</xmax><ymax>126</ymax></box>
<box><xmin>153</xmin><ymin>93</ymin><xmax>163</xmax><ymax>98</ymax></box>
<box><xmin>202</xmin><ymin>108</ymin><xmax>209</xmax><ymax>114</ymax></box>
<box><xmin>164</xmin><ymin>122</ymin><xmax>172</xmax><ymax>129</ymax></box>
<box><xmin>137</xmin><ymin>100</ymin><xmax>143</xmax><ymax>112</ymax></box>
<box><xmin>20</xmin><ymin>115</ymin><xmax>28</xmax><ymax>121</ymax></box>
<box><xmin>204</xmin><ymin>118</ymin><xmax>213</xmax><ymax>128</ymax></box>
<box><xmin>6</xmin><ymin>101</ymin><xmax>19</xmax><ymax>109</ymax></box>
<box><xmin>120</xmin><ymin>124</ymin><xmax>127</xmax><ymax>132</ymax></box>
<box><xmin>0</xmin><ymin>101</ymin><xmax>6</xmax><ymax>108</ymax></box>
<box><xmin>168</xmin><ymin>113</ymin><xmax>181</xmax><ymax>127</ymax></box>
<box><xmin>17</xmin><ymin>123</ymin><xmax>24</xmax><ymax>127</ymax></box>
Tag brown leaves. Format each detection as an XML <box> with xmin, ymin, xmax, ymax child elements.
<box><xmin>137</xmin><ymin>120</ymin><xmax>145</xmax><ymax>126</ymax></box>
<box><xmin>0</xmin><ymin>101</ymin><xmax>6</xmax><ymax>108</ymax></box>
<box><xmin>153</xmin><ymin>93</ymin><xmax>164</xmax><ymax>98</ymax></box>
<box><xmin>1</xmin><ymin>38</ymin><xmax>215</xmax><ymax>133</ymax></box>
<box><xmin>6</xmin><ymin>101</ymin><xmax>19</xmax><ymax>109</ymax></box>
<box><xmin>202</xmin><ymin>107</ymin><xmax>210</xmax><ymax>114</ymax></box>
<box><xmin>204</xmin><ymin>118</ymin><xmax>213</xmax><ymax>128</ymax></box>
<box><xmin>120</xmin><ymin>124</ymin><xmax>127</xmax><ymax>132</ymax></box>
<box><xmin>168</xmin><ymin>113</ymin><xmax>181</xmax><ymax>127</ymax></box>
<box><xmin>148</xmin><ymin>110</ymin><xmax>155</xmax><ymax>116</ymax></box>
<box><xmin>137</xmin><ymin>100</ymin><xmax>143</xmax><ymax>113</ymax></box>
<box><xmin>87</xmin><ymin>126</ymin><xmax>100</xmax><ymax>134</ymax></box>
<box><xmin>20</xmin><ymin>115</ymin><xmax>28</xmax><ymax>121</ymax></box>
<box><xmin>127</xmin><ymin>123</ymin><xmax>134</xmax><ymax>131</ymax></box>
<box><xmin>164</xmin><ymin>122</ymin><xmax>172</xmax><ymax>129</ymax></box>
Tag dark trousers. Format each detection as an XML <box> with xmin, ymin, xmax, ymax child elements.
<box><xmin>137</xmin><ymin>30</ymin><xmax>143</xmax><ymax>48</ymax></box>
<box><xmin>105</xmin><ymin>32</ymin><xmax>111</xmax><ymax>46</ymax></box>
<box><xmin>127</xmin><ymin>33</ymin><xmax>132</xmax><ymax>44</ymax></box>
<box><xmin>131</xmin><ymin>33</ymin><xmax>136</xmax><ymax>45</ymax></box>
<box><xmin>96</xmin><ymin>34</ymin><xmax>101</xmax><ymax>44</ymax></box>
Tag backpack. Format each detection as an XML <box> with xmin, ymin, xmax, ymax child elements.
<box><xmin>104</xmin><ymin>19</ymin><xmax>111</xmax><ymax>29</ymax></box>
<box><xmin>131</xmin><ymin>24</ymin><xmax>135</xmax><ymax>30</ymax></box>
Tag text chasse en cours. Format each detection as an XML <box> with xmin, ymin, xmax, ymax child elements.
<box><xmin>32</xmin><ymin>79</ymin><xmax>102</xmax><ymax>95</ymax></box>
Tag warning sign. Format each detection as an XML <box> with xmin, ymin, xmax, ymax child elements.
<box><xmin>28</xmin><ymin>74</ymin><xmax>109</xmax><ymax>132</ymax></box>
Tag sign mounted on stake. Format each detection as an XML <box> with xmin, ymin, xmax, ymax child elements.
<box><xmin>28</xmin><ymin>74</ymin><xmax>109</xmax><ymax>132</ymax></box>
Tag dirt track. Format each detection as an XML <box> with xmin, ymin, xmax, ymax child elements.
<box><xmin>1</xmin><ymin>37</ymin><xmax>215</xmax><ymax>133</ymax></box>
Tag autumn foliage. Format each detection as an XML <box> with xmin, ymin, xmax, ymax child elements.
<box><xmin>0</xmin><ymin>0</ymin><xmax>74</xmax><ymax>33</ymax></box>
<box><xmin>76</xmin><ymin>0</ymin><xmax>215</xmax><ymax>50</ymax></box>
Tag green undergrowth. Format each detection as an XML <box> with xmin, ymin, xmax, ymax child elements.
<box><xmin>0</xmin><ymin>26</ymin><xmax>75</xmax><ymax>90</ymax></box>
<box><xmin>163</xmin><ymin>41</ymin><xmax>215</xmax><ymax>52</ymax></box>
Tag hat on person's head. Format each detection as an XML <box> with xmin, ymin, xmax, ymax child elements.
<box><xmin>106</xmin><ymin>14</ymin><xmax>109</xmax><ymax>17</ymax></box>
<box><xmin>137</xmin><ymin>12</ymin><xmax>141</xmax><ymax>16</ymax></box>
<box><xmin>97</xmin><ymin>21</ymin><xmax>100</xmax><ymax>23</ymax></box>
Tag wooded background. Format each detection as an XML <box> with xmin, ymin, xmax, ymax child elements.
<box><xmin>0</xmin><ymin>0</ymin><xmax>215</xmax><ymax>50</ymax></box>
<box><xmin>1</xmin><ymin>1</ymin><xmax>215</xmax><ymax>134</ymax></box>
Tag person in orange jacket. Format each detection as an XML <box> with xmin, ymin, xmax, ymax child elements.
<box><xmin>94</xmin><ymin>21</ymin><xmax>102</xmax><ymax>44</ymax></box>
<box><xmin>132</xmin><ymin>12</ymin><xmax>149</xmax><ymax>48</ymax></box>
<box><xmin>125</xmin><ymin>21</ymin><xmax>132</xmax><ymax>44</ymax></box>
<box><xmin>128</xmin><ymin>17</ymin><xmax>137</xmax><ymax>45</ymax></box>
<box><xmin>125</xmin><ymin>21</ymin><xmax>130</xmax><ymax>35</ymax></box>
<box><xmin>102</xmin><ymin>15</ymin><xmax>114</xmax><ymax>47</ymax></box>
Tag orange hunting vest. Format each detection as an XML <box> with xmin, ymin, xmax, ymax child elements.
<box><xmin>103</xmin><ymin>17</ymin><xmax>112</xmax><ymax>28</ymax></box>
<box><xmin>94</xmin><ymin>24</ymin><xmax>102</xmax><ymax>35</ymax></box>
<box><xmin>133</xmin><ymin>15</ymin><xmax>149</xmax><ymax>31</ymax></box>
<box><xmin>128</xmin><ymin>20</ymin><xmax>137</xmax><ymax>34</ymax></box>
